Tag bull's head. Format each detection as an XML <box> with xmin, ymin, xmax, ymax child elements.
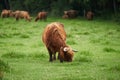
<box><xmin>59</xmin><ymin>46</ymin><xmax>77</xmax><ymax>62</ymax></box>
<box><xmin>64</xmin><ymin>11</ymin><xmax>68</xmax><ymax>15</ymax></box>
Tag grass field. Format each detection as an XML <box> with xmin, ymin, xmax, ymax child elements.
<box><xmin>0</xmin><ymin>17</ymin><xmax>120</xmax><ymax>80</ymax></box>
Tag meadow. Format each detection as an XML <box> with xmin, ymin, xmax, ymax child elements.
<box><xmin>0</xmin><ymin>17</ymin><xmax>120</xmax><ymax>80</ymax></box>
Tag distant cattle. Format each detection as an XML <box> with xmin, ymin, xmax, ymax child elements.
<box><xmin>35</xmin><ymin>11</ymin><xmax>47</xmax><ymax>22</ymax></box>
<box><xmin>63</xmin><ymin>10</ymin><xmax>78</xmax><ymax>19</ymax></box>
<box><xmin>42</xmin><ymin>22</ymin><xmax>77</xmax><ymax>62</ymax></box>
<box><xmin>62</xmin><ymin>14</ymin><xmax>69</xmax><ymax>19</ymax></box>
<box><xmin>1</xmin><ymin>9</ymin><xmax>12</xmax><ymax>18</ymax></box>
<box><xmin>14</xmin><ymin>10</ymin><xmax>31</xmax><ymax>21</ymax></box>
<box><xmin>86</xmin><ymin>11</ymin><xmax>94</xmax><ymax>20</ymax></box>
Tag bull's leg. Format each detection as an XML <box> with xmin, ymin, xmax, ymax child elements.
<box><xmin>60</xmin><ymin>57</ymin><xmax>63</xmax><ymax>63</ymax></box>
<box><xmin>49</xmin><ymin>53</ymin><xmax>53</xmax><ymax>62</ymax></box>
<box><xmin>16</xmin><ymin>17</ymin><xmax>19</xmax><ymax>21</ymax></box>
<box><xmin>25</xmin><ymin>17</ymin><xmax>27</xmax><ymax>21</ymax></box>
<box><xmin>58</xmin><ymin>52</ymin><xmax>63</xmax><ymax>63</ymax></box>
<box><xmin>44</xmin><ymin>17</ymin><xmax>47</xmax><ymax>21</ymax></box>
<box><xmin>57</xmin><ymin>53</ymin><xmax>60</xmax><ymax>60</ymax></box>
<box><xmin>53</xmin><ymin>53</ymin><xmax>56</xmax><ymax>60</ymax></box>
<box><xmin>15</xmin><ymin>15</ymin><xmax>19</xmax><ymax>21</ymax></box>
<box><xmin>48</xmin><ymin>48</ymin><xmax>53</xmax><ymax>62</ymax></box>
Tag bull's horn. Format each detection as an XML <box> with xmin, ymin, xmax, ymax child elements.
<box><xmin>63</xmin><ymin>47</ymin><xmax>69</xmax><ymax>52</ymax></box>
<box><xmin>72</xmin><ymin>50</ymin><xmax>78</xmax><ymax>52</ymax></box>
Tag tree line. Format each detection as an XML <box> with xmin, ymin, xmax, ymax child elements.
<box><xmin>0</xmin><ymin>0</ymin><xmax>120</xmax><ymax>17</ymax></box>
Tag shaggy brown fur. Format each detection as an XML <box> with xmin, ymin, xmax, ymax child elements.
<box><xmin>35</xmin><ymin>11</ymin><xmax>47</xmax><ymax>22</ymax></box>
<box><xmin>63</xmin><ymin>10</ymin><xmax>78</xmax><ymax>19</ymax></box>
<box><xmin>14</xmin><ymin>10</ymin><xmax>31</xmax><ymax>21</ymax></box>
<box><xmin>1</xmin><ymin>9</ymin><xmax>12</xmax><ymax>18</ymax></box>
<box><xmin>86</xmin><ymin>11</ymin><xmax>94</xmax><ymax>20</ymax></box>
<box><xmin>42</xmin><ymin>22</ymin><xmax>75</xmax><ymax>62</ymax></box>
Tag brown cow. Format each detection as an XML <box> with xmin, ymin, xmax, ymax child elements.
<box><xmin>35</xmin><ymin>11</ymin><xmax>47</xmax><ymax>22</ymax></box>
<box><xmin>1</xmin><ymin>9</ymin><xmax>12</xmax><ymax>18</ymax></box>
<box><xmin>62</xmin><ymin>14</ymin><xmax>69</xmax><ymax>19</ymax></box>
<box><xmin>86</xmin><ymin>11</ymin><xmax>94</xmax><ymax>20</ymax></box>
<box><xmin>14</xmin><ymin>10</ymin><xmax>31</xmax><ymax>21</ymax></box>
<box><xmin>63</xmin><ymin>10</ymin><xmax>78</xmax><ymax>19</ymax></box>
<box><xmin>42</xmin><ymin>22</ymin><xmax>77</xmax><ymax>62</ymax></box>
<box><xmin>9</xmin><ymin>10</ymin><xmax>19</xmax><ymax>17</ymax></box>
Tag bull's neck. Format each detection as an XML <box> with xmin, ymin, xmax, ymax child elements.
<box><xmin>59</xmin><ymin>40</ymin><xmax>67</xmax><ymax>48</ymax></box>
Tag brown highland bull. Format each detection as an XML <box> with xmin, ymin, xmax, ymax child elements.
<box><xmin>14</xmin><ymin>10</ymin><xmax>31</xmax><ymax>21</ymax></box>
<box><xmin>35</xmin><ymin>11</ymin><xmax>47</xmax><ymax>22</ymax></box>
<box><xmin>62</xmin><ymin>14</ymin><xmax>69</xmax><ymax>19</ymax></box>
<box><xmin>42</xmin><ymin>22</ymin><xmax>77</xmax><ymax>62</ymax></box>
<box><xmin>63</xmin><ymin>10</ymin><xmax>78</xmax><ymax>19</ymax></box>
<box><xmin>86</xmin><ymin>11</ymin><xmax>94</xmax><ymax>20</ymax></box>
<box><xmin>1</xmin><ymin>9</ymin><xmax>12</xmax><ymax>18</ymax></box>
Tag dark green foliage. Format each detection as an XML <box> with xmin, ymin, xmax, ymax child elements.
<box><xmin>1</xmin><ymin>0</ymin><xmax>119</xmax><ymax>17</ymax></box>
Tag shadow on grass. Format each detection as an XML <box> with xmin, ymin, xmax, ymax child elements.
<box><xmin>77</xmin><ymin>31</ymin><xmax>90</xmax><ymax>35</ymax></box>
<box><xmin>20</xmin><ymin>34</ymin><xmax>30</xmax><ymax>38</ymax></box>
<box><xmin>103</xmin><ymin>47</ymin><xmax>120</xmax><ymax>53</ymax></box>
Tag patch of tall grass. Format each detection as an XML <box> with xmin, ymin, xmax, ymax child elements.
<box><xmin>75</xmin><ymin>51</ymin><xmax>92</xmax><ymax>62</ymax></box>
<box><xmin>2</xmin><ymin>51</ymin><xmax>26</xmax><ymax>59</ymax></box>
<box><xmin>103</xmin><ymin>47</ymin><xmax>120</xmax><ymax>53</ymax></box>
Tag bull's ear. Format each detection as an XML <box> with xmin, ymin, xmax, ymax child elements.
<box><xmin>72</xmin><ymin>49</ymin><xmax>78</xmax><ymax>52</ymax></box>
<box><xmin>63</xmin><ymin>47</ymin><xmax>70</xmax><ymax>52</ymax></box>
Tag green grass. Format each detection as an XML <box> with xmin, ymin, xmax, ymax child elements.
<box><xmin>0</xmin><ymin>17</ymin><xmax>120</xmax><ymax>80</ymax></box>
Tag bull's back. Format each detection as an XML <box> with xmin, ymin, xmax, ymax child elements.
<box><xmin>42</xmin><ymin>22</ymin><xmax>66</xmax><ymax>47</ymax></box>
<box><xmin>38</xmin><ymin>12</ymin><xmax>47</xmax><ymax>18</ymax></box>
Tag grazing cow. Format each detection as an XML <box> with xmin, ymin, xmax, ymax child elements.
<box><xmin>86</xmin><ymin>11</ymin><xmax>94</xmax><ymax>20</ymax></box>
<box><xmin>9</xmin><ymin>10</ymin><xmax>20</xmax><ymax>17</ymax></box>
<box><xmin>14</xmin><ymin>10</ymin><xmax>31</xmax><ymax>21</ymax></box>
<box><xmin>62</xmin><ymin>14</ymin><xmax>69</xmax><ymax>19</ymax></box>
<box><xmin>42</xmin><ymin>22</ymin><xmax>77</xmax><ymax>62</ymax></box>
<box><xmin>35</xmin><ymin>11</ymin><xmax>47</xmax><ymax>22</ymax></box>
<box><xmin>63</xmin><ymin>10</ymin><xmax>78</xmax><ymax>19</ymax></box>
<box><xmin>1</xmin><ymin>9</ymin><xmax>12</xmax><ymax>18</ymax></box>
